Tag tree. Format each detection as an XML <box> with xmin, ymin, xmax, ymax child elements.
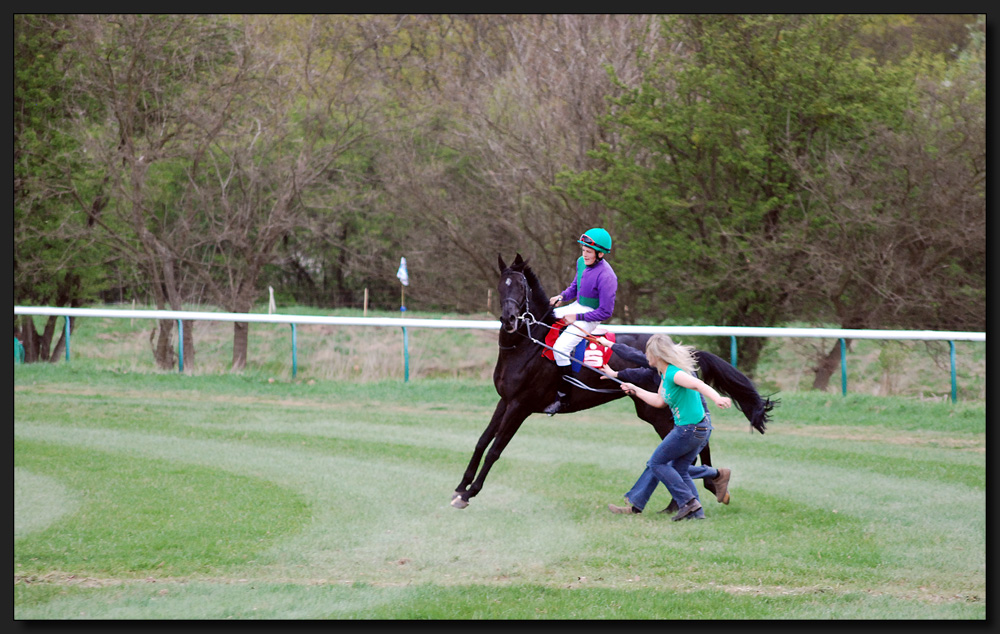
<box><xmin>787</xmin><ymin>19</ymin><xmax>986</xmax><ymax>389</ymax></box>
<box><xmin>372</xmin><ymin>15</ymin><xmax>661</xmax><ymax>311</ymax></box>
<box><xmin>560</xmin><ymin>14</ymin><xmax>918</xmax><ymax>374</ymax></box>
<box><xmin>191</xmin><ymin>15</ymin><xmax>397</xmax><ymax>367</ymax></box>
<box><xmin>14</xmin><ymin>14</ymin><xmax>112</xmax><ymax>362</ymax></box>
<box><xmin>63</xmin><ymin>15</ymin><xmax>249</xmax><ymax>368</ymax></box>
<box><xmin>61</xmin><ymin>15</ymin><xmax>390</xmax><ymax>370</ymax></box>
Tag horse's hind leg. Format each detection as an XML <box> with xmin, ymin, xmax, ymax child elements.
<box><xmin>698</xmin><ymin>442</ymin><xmax>717</xmax><ymax>497</ymax></box>
<box><xmin>453</xmin><ymin>399</ymin><xmax>507</xmax><ymax>507</ymax></box>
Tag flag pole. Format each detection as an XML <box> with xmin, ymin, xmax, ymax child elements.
<box><xmin>396</xmin><ymin>256</ymin><xmax>409</xmax><ymax>382</ymax></box>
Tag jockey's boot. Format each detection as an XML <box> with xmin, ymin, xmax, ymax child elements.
<box><xmin>543</xmin><ymin>365</ymin><xmax>573</xmax><ymax>416</ymax></box>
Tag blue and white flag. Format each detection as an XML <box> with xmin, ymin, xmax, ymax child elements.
<box><xmin>396</xmin><ymin>257</ymin><xmax>409</xmax><ymax>286</ymax></box>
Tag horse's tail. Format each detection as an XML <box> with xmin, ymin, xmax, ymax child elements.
<box><xmin>695</xmin><ymin>350</ymin><xmax>777</xmax><ymax>435</ymax></box>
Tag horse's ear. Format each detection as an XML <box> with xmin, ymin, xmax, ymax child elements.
<box><xmin>498</xmin><ymin>254</ymin><xmax>506</xmax><ymax>272</ymax></box>
<box><xmin>513</xmin><ymin>253</ymin><xmax>524</xmax><ymax>268</ymax></box>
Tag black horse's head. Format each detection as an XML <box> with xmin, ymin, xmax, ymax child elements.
<box><xmin>497</xmin><ymin>253</ymin><xmax>537</xmax><ymax>333</ymax></box>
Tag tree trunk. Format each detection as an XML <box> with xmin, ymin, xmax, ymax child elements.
<box><xmin>39</xmin><ymin>315</ymin><xmax>59</xmax><ymax>362</ymax></box>
<box><xmin>49</xmin><ymin>317</ymin><xmax>70</xmax><ymax>363</ymax></box>
<box><xmin>812</xmin><ymin>339</ymin><xmax>852</xmax><ymax>391</ymax></box>
<box><xmin>229</xmin><ymin>269</ymin><xmax>262</xmax><ymax>372</ymax></box>
<box><xmin>232</xmin><ymin>321</ymin><xmax>248</xmax><ymax>371</ymax></box>
<box><xmin>151</xmin><ymin>319</ymin><xmax>176</xmax><ymax>370</ymax></box>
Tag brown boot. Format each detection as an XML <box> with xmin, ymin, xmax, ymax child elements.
<box><xmin>658</xmin><ymin>499</ymin><xmax>679</xmax><ymax>514</ymax></box>
<box><xmin>712</xmin><ymin>468</ymin><xmax>731</xmax><ymax>504</ymax></box>
<box><xmin>671</xmin><ymin>498</ymin><xmax>702</xmax><ymax>521</ymax></box>
<box><xmin>608</xmin><ymin>503</ymin><xmax>638</xmax><ymax>514</ymax></box>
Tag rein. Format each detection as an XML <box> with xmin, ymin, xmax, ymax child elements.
<box><xmin>499</xmin><ymin>268</ymin><xmax>623</xmax><ymax>394</ymax></box>
<box><xmin>510</xmin><ymin>308</ymin><xmax>625</xmax><ymax>393</ymax></box>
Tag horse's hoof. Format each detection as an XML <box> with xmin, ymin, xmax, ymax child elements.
<box><xmin>451</xmin><ymin>496</ymin><xmax>469</xmax><ymax>509</ymax></box>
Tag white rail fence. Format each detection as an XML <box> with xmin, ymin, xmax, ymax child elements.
<box><xmin>14</xmin><ymin>306</ymin><xmax>986</xmax><ymax>401</ymax></box>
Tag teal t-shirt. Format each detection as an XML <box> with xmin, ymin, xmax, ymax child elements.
<box><xmin>659</xmin><ymin>365</ymin><xmax>707</xmax><ymax>426</ymax></box>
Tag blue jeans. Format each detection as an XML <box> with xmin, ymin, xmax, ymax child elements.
<box><xmin>625</xmin><ymin>420</ymin><xmax>712</xmax><ymax>512</ymax></box>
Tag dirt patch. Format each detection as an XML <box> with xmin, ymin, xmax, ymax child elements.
<box><xmin>766</xmin><ymin>424</ymin><xmax>985</xmax><ymax>451</ymax></box>
<box><xmin>15</xmin><ymin>572</ymin><xmax>129</xmax><ymax>588</ymax></box>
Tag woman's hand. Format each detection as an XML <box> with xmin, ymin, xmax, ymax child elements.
<box><xmin>599</xmin><ymin>365</ymin><xmax>618</xmax><ymax>380</ymax></box>
<box><xmin>620</xmin><ymin>382</ymin><xmax>637</xmax><ymax>396</ymax></box>
<box><xmin>713</xmin><ymin>396</ymin><xmax>732</xmax><ymax>409</ymax></box>
<box><xmin>549</xmin><ymin>294</ymin><xmax>563</xmax><ymax>306</ymax></box>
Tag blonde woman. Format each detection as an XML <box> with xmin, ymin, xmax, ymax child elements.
<box><xmin>611</xmin><ymin>334</ymin><xmax>732</xmax><ymax>521</ymax></box>
<box><xmin>597</xmin><ymin>335</ymin><xmax>732</xmax><ymax>515</ymax></box>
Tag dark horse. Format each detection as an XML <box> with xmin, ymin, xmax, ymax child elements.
<box><xmin>451</xmin><ymin>253</ymin><xmax>775</xmax><ymax>509</ymax></box>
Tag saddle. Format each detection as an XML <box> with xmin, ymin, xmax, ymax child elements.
<box><xmin>542</xmin><ymin>320</ymin><xmax>615</xmax><ymax>372</ymax></box>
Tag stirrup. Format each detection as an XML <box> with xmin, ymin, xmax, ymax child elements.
<box><xmin>543</xmin><ymin>392</ymin><xmax>567</xmax><ymax>416</ymax></box>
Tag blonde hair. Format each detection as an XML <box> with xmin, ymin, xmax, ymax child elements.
<box><xmin>645</xmin><ymin>333</ymin><xmax>699</xmax><ymax>375</ymax></box>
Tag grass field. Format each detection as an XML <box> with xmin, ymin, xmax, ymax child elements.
<box><xmin>14</xmin><ymin>357</ymin><xmax>986</xmax><ymax>620</ymax></box>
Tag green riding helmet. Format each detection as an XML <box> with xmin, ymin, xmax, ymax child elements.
<box><xmin>578</xmin><ymin>228</ymin><xmax>612</xmax><ymax>254</ymax></box>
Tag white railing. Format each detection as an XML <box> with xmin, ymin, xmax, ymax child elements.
<box><xmin>14</xmin><ymin>306</ymin><xmax>985</xmax><ymax>400</ymax></box>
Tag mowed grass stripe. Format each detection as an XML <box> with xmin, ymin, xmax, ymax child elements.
<box><xmin>14</xmin><ymin>467</ymin><xmax>82</xmax><ymax>539</ymax></box>
<box><xmin>14</xmin><ymin>438</ymin><xmax>311</xmax><ymax>576</ymax></box>
<box><xmin>14</xmin><ymin>421</ymin><xmax>587</xmax><ymax>585</ymax></box>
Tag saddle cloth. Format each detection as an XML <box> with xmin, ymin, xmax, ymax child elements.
<box><xmin>542</xmin><ymin>320</ymin><xmax>616</xmax><ymax>372</ymax></box>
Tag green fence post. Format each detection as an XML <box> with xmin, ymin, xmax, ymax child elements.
<box><xmin>291</xmin><ymin>323</ymin><xmax>298</xmax><ymax>379</ymax></box>
<box><xmin>949</xmin><ymin>340</ymin><xmax>957</xmax><ymax>403</ymax></box>
<box><xmin>177</xmin><ymin>320</ymin><xmax>184</xmax><ymax>373</ymax></box>
<box><xmin>840</xmin><ymin>338</ymin><xmax>848</xmax><ymax>396</ymax></box>
<box><xmin>64</xmin><ymin>315</ymin><xmax>71</xmax><ymax>362</ymax></box>
<box><xmin>402</xmin><ymin>326</ymin><xmax>409</xmax><ymax>382</ymax></box>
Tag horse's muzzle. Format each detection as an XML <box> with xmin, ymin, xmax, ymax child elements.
<box><xmin>500</xmin><ymin>315</ymin><xmax>519</xmax><ymax>333</ymax></box>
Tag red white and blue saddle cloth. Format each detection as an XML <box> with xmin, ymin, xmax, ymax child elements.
<box><xmin>542</xmin><ymin>320</ymin><xmax>615</xmax><ymax>372</ymax></box>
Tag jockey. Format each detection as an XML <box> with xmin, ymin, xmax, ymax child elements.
<box><xmin>543</xmin><ymin>227</ymin><xmax>618</xmax><ymax>415</ymax></box>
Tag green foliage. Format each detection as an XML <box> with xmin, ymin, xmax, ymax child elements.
<box><xmin>559</xmin><ymin>15</ymin><xmax>927</xmax><ymax>371</ymax></box>
<box><xmin>14</xmin><ymin>15</ymin><xmax>111</xmax><ymax>308</ymax></box>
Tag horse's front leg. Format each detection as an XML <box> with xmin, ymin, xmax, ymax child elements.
<box><xmin>452</xmin><ymin>399</ymin><xmax>507</xmax><ymax>506</ymax></box>
<box><xmin>451</xmin><ymin>401</ymin><xmax>529</xmax><ymax>509</ymax></box>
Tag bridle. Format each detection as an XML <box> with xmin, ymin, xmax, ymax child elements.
<box><xmin>500</xmin><ymin>271</ymin><xmax>537</xmax><ymax>349</ymax></box>
<box><xmin>500</xmin><ymin>270</ymin><xmax>533</xmax><ymax>326</ymax></box>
